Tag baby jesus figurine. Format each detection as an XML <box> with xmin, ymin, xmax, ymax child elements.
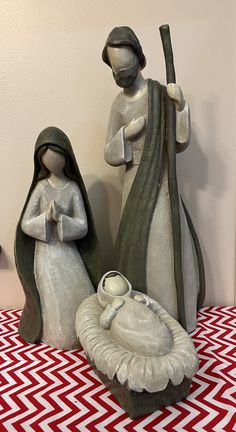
<box><xmin>76</xmin><ymin>271</ymin><xmax>199</xmax><ymax>418</ymax></box>
<box><xmin>99</xmin><ymin>272</ymin><xmax>173</xmax><ymax>357</ymax></box>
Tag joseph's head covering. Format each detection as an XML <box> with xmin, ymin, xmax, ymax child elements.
<box><xmin>102</xmin><ymin>26</ymin><xmax>146</xmax><ymax>70</ymax></box>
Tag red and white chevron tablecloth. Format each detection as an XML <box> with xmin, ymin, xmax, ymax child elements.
<box><xmin>0</xmin><ymin>307</ymin><xmax>235</xmax><ymax>432</ymax></box>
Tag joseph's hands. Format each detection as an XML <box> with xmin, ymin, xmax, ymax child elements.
<box><xmin>124</xmin><ymin>116</ymin><xmax>146</xmax><ymax>140</ymax></box>
<box><xmin>167</xmin><ymin>84</ymin><xmax>185</xmax><ymax>111</ymax></box>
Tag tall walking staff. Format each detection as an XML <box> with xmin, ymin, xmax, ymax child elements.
<box><xmin>159</xmin><ymin>25</ymin><xmax>186</xmax><ymax>330</ymax></box>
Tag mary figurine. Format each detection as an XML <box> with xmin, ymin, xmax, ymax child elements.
<box><xmin>15</xmin><ymin>126</ymin><xmax>101</xmax><ymax>349</ymax></box>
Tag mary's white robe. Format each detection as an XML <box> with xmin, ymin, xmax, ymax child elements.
<box><xmin>21</xmin><ymin>179</ymin><xmax>94</xmax><ymax>349</ymax></box>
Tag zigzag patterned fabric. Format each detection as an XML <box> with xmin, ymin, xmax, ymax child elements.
<box><xmin>0</xmin><ymin>307</ymin><xmax>235</xmax><ymax>431</ymax></box>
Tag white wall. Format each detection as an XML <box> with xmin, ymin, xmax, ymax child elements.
<box><xmin>0</xmin><ymin>0</ymin><xmax>235</xmax><ymax>308</ymax></box>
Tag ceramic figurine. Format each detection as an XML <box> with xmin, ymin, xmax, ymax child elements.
<box><xmin>102</xmin><ymin>25</ymin><xmax>205</xmax><ymax>333</ymax></box>
<box><xmin>15</xmin><ymin>126</ymin><xmax>101</xmax><ymax>349</ymax></box>
<box><xmin>76</xmin><ymin>271</ymin><xmax>199</xmax><ymax>418</ymax></box>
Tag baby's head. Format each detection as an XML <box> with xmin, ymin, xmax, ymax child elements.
<box><xmin>103</xmin><ymin>273</ymin><xmax>129</xmax><ymax>296</ymax></box>
<box><xmin>98</xmin><ymin>271</ymin><xmax>132</xmax><ymax>309</ymax></box>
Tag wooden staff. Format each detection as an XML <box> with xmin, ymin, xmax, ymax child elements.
<box><xmin>159</xmin><ymin>24</ymin><xmax>186</xmax><ymax>330</ymax></box>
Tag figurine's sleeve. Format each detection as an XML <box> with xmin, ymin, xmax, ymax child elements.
<box><xmin>21</xmin><ymin>184</ymin><xmax>50</xmax><ymax>242</ymax></box>
<box><xmin>104</xmin><ymin>99</ymin><xmax>132</xmax><ymax>166</ymax></box>
<box><xmin>57</xmin><ymin>185</ymin><xmax>88</xmax><ymax>242</ymax></box>
<box><xmin>176</xmin><ymin>102</ymin><xmax>191</xmax><ymax>153</ymax></box>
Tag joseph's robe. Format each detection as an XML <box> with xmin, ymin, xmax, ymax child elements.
<box><xmin>105</xmin><ymin>79</ymin><xmax>205</xmax><ymax>333</ymax></box>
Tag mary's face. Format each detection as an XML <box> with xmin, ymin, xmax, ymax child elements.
<box><xmin>42</xmin><ymin>148</ymin><xmax>66</xmax><ymax>174</ymax></box>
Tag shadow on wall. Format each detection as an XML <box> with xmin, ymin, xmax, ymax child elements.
<box><xmin>178</xmin><ymin>97</ymin><xmax>227</xmax><ymax>304</ymax></box>
<box><xmin>85</xmin><ymin>174</ymin><xmax>122</xmax><ymax>274</ymax></box>
<box><xmin>0</xmin><ymin>247</ymin><xmax>14</xmax><ymax>270</ymax></box>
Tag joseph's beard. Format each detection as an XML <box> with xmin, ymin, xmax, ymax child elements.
<box><xmin>112</xmin><ymin>60</ymin><xmax>139</xmax><ymax>88</ymax></box>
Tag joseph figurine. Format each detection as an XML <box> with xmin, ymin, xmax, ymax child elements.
<box><xmin>102</xmin><ymin>26</ymin><xmax>205</xmax><ymax>333</ymax></box>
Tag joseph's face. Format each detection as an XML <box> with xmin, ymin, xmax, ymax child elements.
<box><xmin>107</xmin><ymin>46</ymin><xmax>140</xmax><ymax>88</ymax></box>
<box><xmin>107</xmin><ymin>46</ymin><xmax>135</xmax><ymax>71</ymax></box>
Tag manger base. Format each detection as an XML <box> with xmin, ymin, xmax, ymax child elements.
<box><xmin>87</xmin><ymin>356</ymin><xmax>192</xmax><ymax>419</ymax></box>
